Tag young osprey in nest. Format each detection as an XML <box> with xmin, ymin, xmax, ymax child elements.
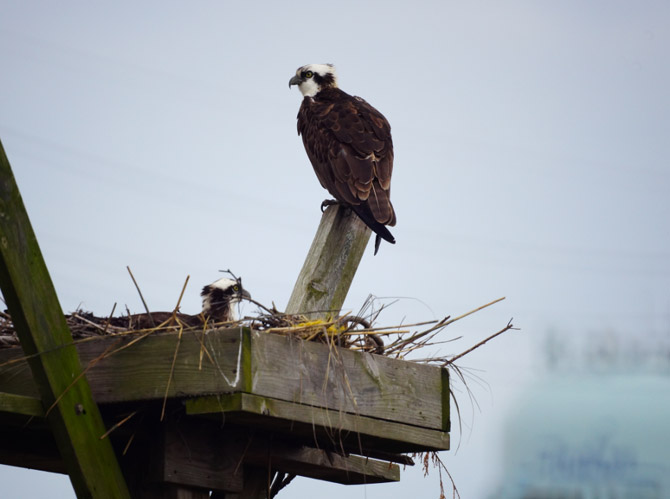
<box><xmin>289</xmin><ymin>63</ymin><xmax>396</xmax><ymax>255</ymax></box>
<box><xmin>201</xmin><ymin>277</ymin><xmax>251</xmax><ymax>322</ymax></box>
<box><xmin>105</xmin><ymin>277</ymin><xmax>251</xmax><ymax>330</ymax></box>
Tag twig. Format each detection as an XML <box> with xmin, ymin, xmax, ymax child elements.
<box><xmin>161</xmin><ymin>322</ymin><xmax>184</xmax><ymax>421</ymax></box>
<box><xmin>444</xmin><ymin>297</ymin><xmax>505</xmax><ymax>326</ymax></box>
<box><xmin>445</xmin><ymin>318</ymin><xmax>517</xmax><ymax>365</ymax></box>
<box><xmin>102</xmin><ymin>303</ymin><xmax>117</xmax><ymax>335</ymax></box>
<box><xmin>126</xmin><ymin>266</ymin><xmax>154</xmax><ymax>327</ymax></box>
<box><xmin>173</xmin><ymin>275</ymin><xmax>190</xmax><ymax>313</ymax></box>
<box><xmin>100</xmin><ymin>411</ymin><xmax>137</xmax><ymax>440</ymax></box>
<box><xmin>70</xmin><ymin>313</ymin><xmax>111</xmax><ymax>333</ymax></box>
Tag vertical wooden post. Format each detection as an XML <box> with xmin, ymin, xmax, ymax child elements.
<box><xmin>286</xmin><ymin>205</ymin><xmax>371</xmax><ymax>317</ymax></box>
<box><xmin>0</xmin><ymin>139</ymin><xmax>130</xmax><ymax>498</ymax></box>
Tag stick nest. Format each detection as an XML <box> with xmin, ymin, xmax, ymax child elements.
<box><xmin>0</xmin><ymin>295</ymin><xmax>515</xmax><ymax>369</ymax></box>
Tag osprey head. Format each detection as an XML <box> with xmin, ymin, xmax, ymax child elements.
<box><xmin>201</xmin><ymin>277</ymin><xmax>251</xmax><ymax>322</ymax></box>
<box><xmin>288</xmin><ymin>64</ymin><xmax>338</xmax><ymax>97</ymax></box>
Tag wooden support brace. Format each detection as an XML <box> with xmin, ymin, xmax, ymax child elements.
<box><xmin>0</xmin><ymin>139</ymin><xmax>130</xmax><ymax>498</ymax></box>
<box><xmin>185</xmin><ymin>392</ymin><xmax>450</xmax><ymax>454</ymax></box>
<box><xmin>154</xmin><ymin>419</ymin><xmax>399</xmax><ymax>494</ymax></box>
<box><xmin>0</xmin><ymin>392</ymin><xmax>44</xmax><ymax>417</ymax></box>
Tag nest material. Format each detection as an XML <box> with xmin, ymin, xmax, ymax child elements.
<box><xmin>247</xmin><ymin>310</ymin><xmax>384</xmax><ymax>353</ymax></box>
<box><xmin>0</xmin><ymin>296</ymin><xmax>514</xmax><ymax>369</ymax></box>
<box><xmin>0</xmin><ymin>307</ymin><xmax>385</xmax><ymax>354</ymax></box>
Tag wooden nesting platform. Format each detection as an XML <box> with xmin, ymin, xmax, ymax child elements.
<box><xmin>0</xmin><ymin>327</ymin><xmax>450</xmax><ymax>494</ymax></box>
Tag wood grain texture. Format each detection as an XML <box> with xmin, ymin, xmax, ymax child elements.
<box><xmin>0</xmin><ymin>392</ymin><xmax>44</xmax><ymax>417</ymax></box>
<box><xmin>159</xmin><ymin>420</ymin><xmax>244</xmax><ymax>493</ymax></box>
<box><xmin>285</xmin><ymin>204</ymin><xmax>371</xmax><ymax>318</ymax></box>
<box><xmin>0</xmin><ymin>328</ymin><xmax>247</xmax><ymax>402</ymax></box>
<box><xmin>0</xmin><ymin>139</ymin><xmax>130</xmax><ymax>498</ymax></box>
<box><xmin>160</xmin><ymin>419</ymin><xmax>399</xmax><ymax>488</ymax></box>
<box><xmin>244</xmin><ymin>443</ymin><xmax>399</xmax><ymax>485</ymax></box>
<box><xmin>248</xmin><ymin>330</ymin><xmax>445</xmax><ymax>429</ymax></box>
<box><xmin>186</xmin><ymin>392</ymin><xmax>450</xmax><ymax>453</ymax></box>
<box><xmin>0</xmin><ymin>328</ymin><xmax>448</xmax><ymax>432</ymax></box>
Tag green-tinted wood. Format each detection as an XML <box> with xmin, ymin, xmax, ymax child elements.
<box><xmin>441</xmin><ymin>367</ymin><xmax>450</xmax><ymax>432</ymax></box>
<box><xmin>285</xmin><ymin>204</ymin><xmax>371</xmax><ymax>318</ymax></box>
<box><xmin>0</xmin><ymin>139</ymin><xmax>130</xmax><ymax>498</ymax></box>
<box><xmin>0</xmin><ymin>328</ymin><xmax>447</xmax><ymax>431</ymax></box>
<box><xmin>0</xmin><ymin>392</ymin><xmax>44</xmax><ymax>417</ymax></box>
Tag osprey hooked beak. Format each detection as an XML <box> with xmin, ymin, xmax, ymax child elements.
<box><xmin>288</xmin><ymin>75</ymin><xmax>302</xmax><ymax>88</ymax></box>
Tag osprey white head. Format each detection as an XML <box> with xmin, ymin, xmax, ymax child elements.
<box><xmin>289</xmin><ymin>64</ymin><xmax>338</xmax><ymax>97</ymax></box>
<box><xmin>200</xmin><ymin>277</ymin><xmax>250</xmax><ymax>322</ymax></box>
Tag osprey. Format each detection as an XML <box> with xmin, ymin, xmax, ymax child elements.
<box><xmin>289</xmin><ymin>64</ymin><xmax>396</xmax><ymax>254</ymax></box>
<box><xmin>109</xmin><ymin>277</ymin><xmax>251</xmax><ymax>329</ymax></box>
<box><xmin>200</xmin><ymin>277</ymin><xmax>251</xmax><ymax>322</ymax></box>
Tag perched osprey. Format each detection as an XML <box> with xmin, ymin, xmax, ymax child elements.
<box><xmin>289</xmin><ymin>64</ymin><xmax>396</xmax><ymax>254</ymax></box>
<box><xmin>200</xmin><ymin>277</ymin><xmax>251</xmax><ymax>322</ymax></box>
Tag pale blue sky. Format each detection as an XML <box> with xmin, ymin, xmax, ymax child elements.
<box><xmin>1</xmin><ymin>1</ymin><xmax>669</xmax><ymax>497</ymax></box>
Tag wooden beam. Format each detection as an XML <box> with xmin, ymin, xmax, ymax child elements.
<box><xmin>285</xmin><ymin>204</ymin><xmax>371</xmax><ymax>317</ymax></box>
<box><xmin>157</xmin><ymin>419</ymin><xmax>399</xmax><ymax>490</ymax></box>
<box><xmin>0</xmin><ymin>392</ymin><xmax>44</xmax><ymax>417</ymax></box>
<box><xmin>0</xmin><ymin>329</ymin><xmax>448</xmax><ymax>432</ymax></box>
<box><xmin>185</xmin><ymin>392</ymin><xmax>450</xmax><ymax>453</ymax></box>
<box><xmin>247</xmin><ymin>330</ymin><xmax>446</xmax><ymax>430</ymax></box>
<box><xmin>158</xmin><ymin>420</ymin><xmax>244</xmax><ymax>493</ymax></box>
<box><xmin>244</xmin><ymin>443</ymin><xmax>400</xmax><ymax>485</ymax></box>
<box><xmin>0</xmin><ymin>139</ymin><xmax>130</xmax><ymax>498</ymax></box>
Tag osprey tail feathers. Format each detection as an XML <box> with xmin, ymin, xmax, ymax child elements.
<box><xmin>350</xmin><ymin>204</ymin><xmax>396</xmax><ymax>255</ymax></box>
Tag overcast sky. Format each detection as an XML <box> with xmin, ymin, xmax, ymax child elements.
<box><xmin>1</xmin><ymin>1</ymin><xmax>669</xmax><ymax>497</ymax></box>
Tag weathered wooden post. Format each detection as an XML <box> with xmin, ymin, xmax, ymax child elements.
<box><xmin>286</xmin><ymin>204</ymin><xmax>371</xmax><ymax>317</ymax></box>
<box><xmin>0</xmin><ymin>139</ymin><xmax>130</xmax><ymax>498</ymax></box>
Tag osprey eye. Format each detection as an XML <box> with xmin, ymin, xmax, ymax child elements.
<box><xmin>233</xmin><ymin>285</ymin><xmax>239</xmax><ymax>292</ymax></box>
<box><xmin>304</xmin><ymin>71</ymin><xmax>313</xmax><ymax>78</ymax></box>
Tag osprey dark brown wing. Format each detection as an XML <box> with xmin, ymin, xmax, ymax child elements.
<box><xmin>296</xmin><ymin>86</ymin><xmax>396</xmax><ymax>253</ymax></box>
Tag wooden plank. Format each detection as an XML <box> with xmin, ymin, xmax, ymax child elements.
<box><xmin>0</xmin><ymin>392</ymin><xmax>44</xmax><ymax>417</ymax></box>
<box><xmin>159</xmin><ymin>419</ymin><xmax>398</xmax><ymax>488</ymax></box>
<box><xmin>248</xmin><ymin>330</ymin><xmax>446</xmax><ymax>430</ymax></box>
<box><xmin>186</xmin><ymin>393</ymin><xmax>450</xmax><ymax>453</ymax></box>
<box><xmin>441</xmin><ymin>367</ymin><xmax>451</xmax><ymax>432</ymax></box>
<box><xmin>81</xmin><ymin>327</ymin><xmax>247</xmax><ymax>402</ymax></box>
<box><xmin>244</xmin><ymin>444</ymin><xmax>399</xmax><ymax>485</ymax></box>
<box><xmin>285</xmin><ymin>204</ymin><xmax>371</xmax><ymax>318</ymax></box>
<box><xmin>159</xmin><ymin>420</ymin><xmax>244</xmax><ymax>493</ymax></box>
<box><xmin>0</xmin><ymin>139</ymin><xmax>130</xmax><ymax>498</ymax></box>
<box><xmin>0</xmin><ymin>328</ymin><xmax>246</xmax><ymax>402</ymax></box>
<box><xmin>0</xmin><ymin>328</ymin><xmax>448</xmax><ymax>431</ymax></box>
